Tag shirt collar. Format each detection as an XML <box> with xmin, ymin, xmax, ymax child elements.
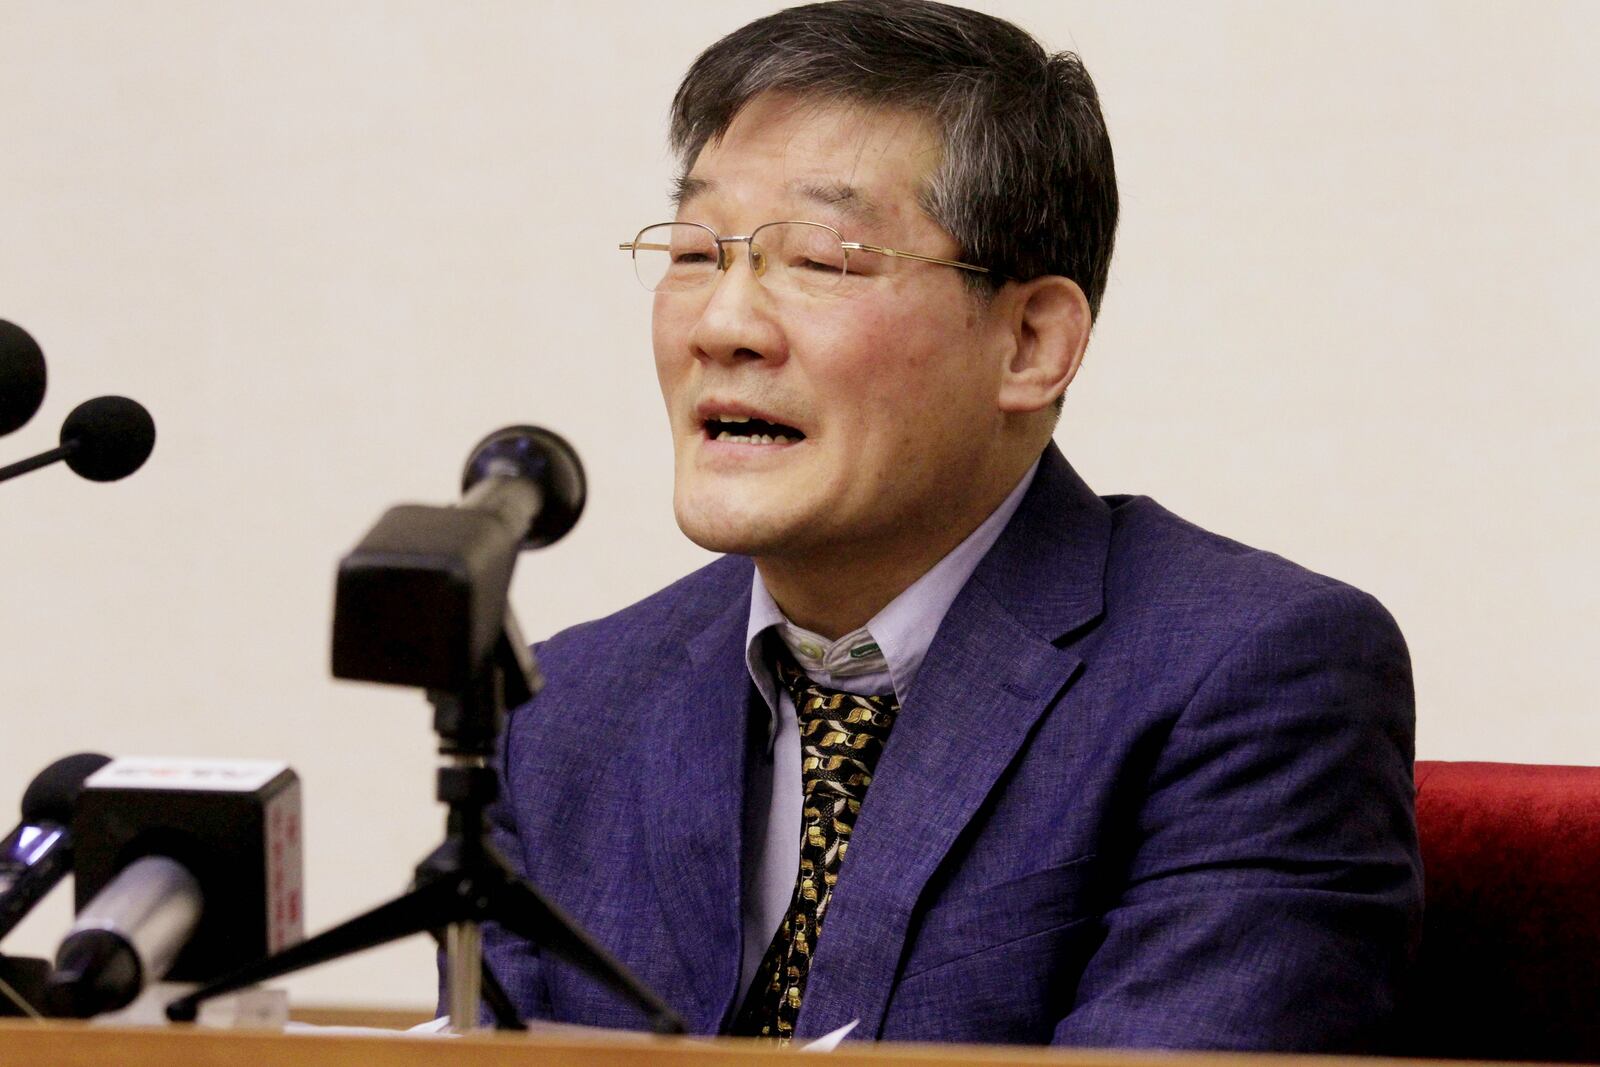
<box><xmin>743</xmin><ymin>455</ymin><xmax>1042</xmax><ymax>750</ymax></box>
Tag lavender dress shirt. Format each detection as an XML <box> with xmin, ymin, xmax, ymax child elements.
<box><xmin>737</xmin><ymin>458</ymin><xmax>1040</xmax><ymax>998</ymax></box>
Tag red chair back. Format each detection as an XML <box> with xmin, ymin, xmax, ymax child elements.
<box><xmin>1408</xmin><ymin>760</ymin><xmax>1600</xmax><ymax>1061</ymax></box>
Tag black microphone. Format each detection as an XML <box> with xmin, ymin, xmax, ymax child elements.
<box><xmin>0</xmin><ymin>395</ymin><xmax>156</xmax><ymax>486</ymax></box>
<box><xmin>45</xmin><ymin>758</ymin><xmax>303</xmax><ymax>1018</ymax></box>
<box><xmin>0</xmin><ymin>320</ymin><xmax>47</xmax><ymax>438</ymax></box>
<box><xmin>332</xmin><ymin>426</ymin><xmax>585</xmax><ymax>693</ymax></box>
<box><xmin>0</xmin><ymin>753</ymin><xmax>112</xmax><ymax>943</ymax></box>
<box><xmin>460</xmin><ymin>425</ymin><xmax>586</xmax><ymax>550</ymax></box>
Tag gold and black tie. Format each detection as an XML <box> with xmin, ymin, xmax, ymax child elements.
<box><xmin>732</xmin><ymin>647</ymin><xmax>899</xmax><ymax>1041</ymax></box>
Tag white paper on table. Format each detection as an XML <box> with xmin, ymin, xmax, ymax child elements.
<box><xmin>800</xmin><ymin>1019</ymin><xmax>859</xmax><ymax>1051</ymax></box>
<box><xmin>291</xmin><ymin>1013</ymin><xmax>863</xmax><ymax>1049</ymax></box>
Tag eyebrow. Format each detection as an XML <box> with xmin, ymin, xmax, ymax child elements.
<box><xmin>670</xmin><ymin>174</ymin><xmax>713</xmax><ymax>210</ymax></box>
<box><xmin>790</xmin><ymin>179</ymin><xmax>883</xmax><ymax>223</ymax></box>
<box><xmin>667</xmin><ymin>176</ymin><xmax>884</xmax><ymax>226</ymax></box>
<box><xmin>791</xmin><ymin>180</ymin><xmax>884</xmax><ymax>225</ymax></box>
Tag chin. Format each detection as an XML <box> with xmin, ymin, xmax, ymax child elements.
<box><xmin>672</xmin><ymin>491</ymin><xmax>799</xmax><ymax>559</ymax></box>
<box><xmin>674</xmin><ymin>505</ymin><xmax>764</xmax><ymax>557</ymax></box>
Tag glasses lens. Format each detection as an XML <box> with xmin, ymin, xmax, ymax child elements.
<box><xmin>632</xmin><ymin>223</ymin><xmax>718</xmax><ymax>292</ymax></box>
<box><xmin>751</xmin><ymin>223</ymin><xmax>846</xmax><ymax>294</ymax></box>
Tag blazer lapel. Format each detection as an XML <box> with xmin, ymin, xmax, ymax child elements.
<box><xmin>794</xmin><ymin>445</ymin><xmax>1112</xmax><ymax>1040</ymax></box>
<box><xmin>639</xmin><ymin>586</ymin><xmax>754</xmax><ymax>1032</ymax></box>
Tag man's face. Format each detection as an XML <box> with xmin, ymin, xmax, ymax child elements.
<box><xmin>654</xmin><ymin>93</ymin><xmax>1011</xmax><ymax>570</ymax></box>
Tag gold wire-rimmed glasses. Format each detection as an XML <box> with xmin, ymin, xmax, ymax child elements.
<box><xmin>618</xmin><ymin>221</ymin><xmax>992</xmax><ymax>295</ymax></box>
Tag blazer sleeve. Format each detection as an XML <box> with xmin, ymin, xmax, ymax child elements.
<box><xmin>1052</xmin><ymin>584</ymin><xmax>1422</xmax><ymax>1051</ymax></box>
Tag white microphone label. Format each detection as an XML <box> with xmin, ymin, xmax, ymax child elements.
<box><xmin>86</xmin><ymin>757</ymin><xmax>290</xmax><ymax>793</ymax></box>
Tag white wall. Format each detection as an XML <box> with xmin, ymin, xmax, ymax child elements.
<box><xmin>2</xmin><ymin>1</ymin><xmax>1595</xmax><ymax>1008</ymax></box>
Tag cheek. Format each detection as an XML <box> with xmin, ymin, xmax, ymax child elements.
<box><xmin>810</xmin><ymin>319</ymin><xmax>964</xmax><ymax>465</ymax></box>
<box><xmin>819</xmin><ymin>302</ymin><xmax>924</xmax><ymax>381</ymax></box>
<box><xmin>652</xmin><ymin>304</ymin><xmax>693</xmax><ymax>395</ymax></box>
<box><xmin>853</xmin><ymin>305</ymin><xmax>985</xmax><ymax>406</ymax></box>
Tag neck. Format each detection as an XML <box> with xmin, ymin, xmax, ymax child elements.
<box><xmin>755</xmin><ymin>452</ymin><xmax>1036</xmax><ymax>640</ymax></box>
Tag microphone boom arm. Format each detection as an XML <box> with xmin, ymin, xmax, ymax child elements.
<box><xmin>0</xmin><ymin>443</ymin><xmax>74</xmax><ymax>485</ymax></box>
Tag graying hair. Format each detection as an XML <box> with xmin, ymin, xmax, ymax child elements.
<box><xmin>668</xmin><ymin>0</ymin><xmax>1118</xmax><ymax>316</ymax></box>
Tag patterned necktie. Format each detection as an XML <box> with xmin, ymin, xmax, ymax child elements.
<box><xmin>732</xmin><ymin>645</ymin><xmax>900</xmax><ymax>1041</ymax></box>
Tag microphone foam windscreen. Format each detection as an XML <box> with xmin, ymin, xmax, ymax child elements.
<box><xmin>461</xmin><ymin>425</ymin><xmax>587</xmax><ymax>549</ymax></box>
<box><xmin>60</xmin><ymin>396</ymin><xmax>156</xmax><ymax>482</ymax></box>
<box><xmin>0</xmin><ymin>319</ymin><xmax>47</xmax><ymax>437</ymax></box>
<box><xmin>20</xmin><ymin>753</ymin><xmax>113</xmax><ymax>824</ymax></box>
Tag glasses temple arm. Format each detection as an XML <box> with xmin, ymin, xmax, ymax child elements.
<box><xmin>843</xmin><ymin>242</ymin><xmax>990</xmax><ymax>275</ymax></box>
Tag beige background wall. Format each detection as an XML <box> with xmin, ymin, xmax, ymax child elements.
<box><xmin>2</xmin><ymin>1</ymin><xmax>1595</xmax><ymax>1009</ymax></box>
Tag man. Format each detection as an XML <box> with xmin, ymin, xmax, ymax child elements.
<box><xmin>474</xmin><ymin>0</ymin><xmax>1421</xmax><ymax>1049</ymax></box>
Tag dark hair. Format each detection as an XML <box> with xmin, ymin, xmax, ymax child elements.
<box><xmin>668</xmin><ymin>0</ymin><xmax>1118</xmax><ymax>316</ymax></box>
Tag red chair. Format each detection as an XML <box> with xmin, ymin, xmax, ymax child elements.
<box><xmin>1407</xmin><ymin>761</ymin><xmax>1600</xmax><ymax>1061</ymax></box>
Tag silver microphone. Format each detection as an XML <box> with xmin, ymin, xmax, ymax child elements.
<box><xmin>47</xmin><ymin>856</ymin><xmax>203</xmax><ymax>1017</ymax></box>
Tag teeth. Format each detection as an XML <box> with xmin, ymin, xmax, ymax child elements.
<box><xmin>717</xmin><ymin>414</ymin><xmax>750</xmax><ymax>423</ymax></box>
<box><xmin>711</xmin><ymin>431</ymin><xmax>793</xmax><ymax>446</ymax></box>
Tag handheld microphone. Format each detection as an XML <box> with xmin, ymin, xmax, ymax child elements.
<box><xmin>0</xmin><ymin>394</ymin><xmax>156</xmax><ymax>486</ymax></box>
<box><xmin>45</xmin><ymin>758</ymin><xmax>303</xmax><ymax>1018</ymax></box>
<box><xmin>0</xmin><ymin>753</ymin><xmax>112</xmax><ymax>943</ymax></box>
<box><xmin>0</xmin><ymin>319</ymin><xmax>47</xmax><ymax>438</ymax></box>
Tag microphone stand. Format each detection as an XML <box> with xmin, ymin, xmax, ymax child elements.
<box><xmin>0</xmin><ymin>443</ymin><xmax>74</xmax><ymax>484</ymax></box>
<box><xmin>167</xmin><ymin>463</ymin><xmax>685</xmax><ymax>1034</ymax></box>
<box><xmin>167</xmin><ymin>617</ymin><xmax>682</xmax><ymax>1033</ymax></box>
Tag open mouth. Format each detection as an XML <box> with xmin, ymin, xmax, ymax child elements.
<box><xmin>703</xmin><ymin>413</ymin><xmax>806</xmax><ymax>445</ymax></box>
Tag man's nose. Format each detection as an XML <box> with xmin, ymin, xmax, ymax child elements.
<box><xmin>686</xmin><ymin>248</ymin><xmax>787</xmax><ymax>366</ymax></box>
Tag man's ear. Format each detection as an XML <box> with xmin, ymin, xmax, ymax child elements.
<box><xmin>996</xmin><ymin>275</ymin><xmax>1092</xmax><ymax>414</ymax></box>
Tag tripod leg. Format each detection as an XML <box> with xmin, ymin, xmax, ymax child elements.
<box><xmin>485</xmin><ymin>873</ymin><xmax>686</xmax><ymax>1034</ymax></box>
<box><xmin>166</xmin><ymin>877</ymin><xmax>464</xmax><ymax>1022</ymax></box>
<box><xmin>478</xmin><ymin>956</ymin><xmax>526</xmax><ymax>1032</ymax></box>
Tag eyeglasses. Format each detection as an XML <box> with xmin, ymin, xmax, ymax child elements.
<box><xmin>618</xmin><ymin>221</ymin><xmax>992</xmax><ymax>295</ymax></box>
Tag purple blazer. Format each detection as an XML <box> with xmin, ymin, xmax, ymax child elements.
<box><xmin>475</xmin><ymin>445</ymin><xmax>1421</xmax><ymax>1048</ymax></box>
